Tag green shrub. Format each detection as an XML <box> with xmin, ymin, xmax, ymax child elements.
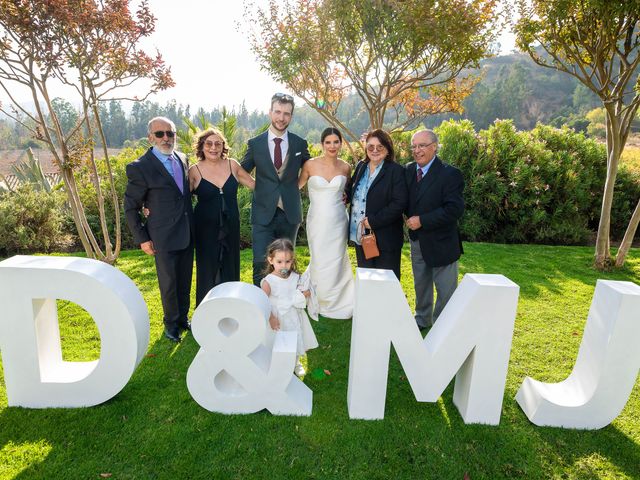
<box><xmin>76</xmin><ymin>146</ymin><xmax>145</xmax><ymax>252</ymax></box>
<box><xmin>0</xmin><ymin>184</ymin><xmax>73</xmax><ymax>255</ymax></box>
<box><xmin>435</xmin><ymin>119</ymin><xmax>637</xmax><ymax>245</ymax></box>
<box><xmin>437</xmin><ymin>120</ymin><xmax>507</xmax><ymax>242</ymax></box>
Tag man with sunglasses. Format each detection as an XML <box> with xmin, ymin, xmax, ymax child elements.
<box><xmin>242</xmin><ymin>93</ymin><xmax>311</xmax><ymax>286</ymax></box>
<box><xmin>124</xmin><ymin>116</ymin><xmax>194</xmax><ymax>342</ymax></box>
<box><xmin>405</xmin><ymin>129</ymin><xmax>464</xmax><ymax>330</ymax></box>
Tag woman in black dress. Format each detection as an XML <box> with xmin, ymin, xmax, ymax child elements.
<box><xmin>191</xmin><ymin>128</ymin><xmax>255</xmax><ymax>305</ymax></box>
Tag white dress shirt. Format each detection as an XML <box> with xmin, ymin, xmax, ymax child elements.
<box><xmin>267</xmin><ymin>128</ymin><xmax>289</xmax><ymax>166</ymax></box>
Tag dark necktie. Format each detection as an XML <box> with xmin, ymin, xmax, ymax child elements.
<box><xmin>416</xmin><ymin>167</ymin><xmax>423</xmax><ymax>182</ymax></box>
<box><xmin>273</xmin><ymin>137</ymin><xmax>283</xmax><ymax>171</ymax></box>
<box><xmin>170</xmin><ymin>155</ymin><xmax>183</xmax><ymax>194</ymax></box>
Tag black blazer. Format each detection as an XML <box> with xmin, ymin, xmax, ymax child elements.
<box><xmin>405</xmin><ymin>156</ymin><xmax>464</xmax><ymax>267</ymax></box>
<box><xmin>241</xmin><ymin>131</ymin><xmax>310</xmax><ymax>225</ymax></box>
<box><xmin>124</xmin><ymin>148</ymin><xmax>194</xmax><ymax>252</ymax></box>
<box><xmin>347</xmin><ymin>160</ymin><xmax>408</xmax><ymax>252</ymax></box>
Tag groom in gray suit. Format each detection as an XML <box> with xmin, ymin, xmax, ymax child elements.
<box><xmin>242</xmin><ymin>93</ymin><xmax>311</xmax><ymax>286</ymax></box>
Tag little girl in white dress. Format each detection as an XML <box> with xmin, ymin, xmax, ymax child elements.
<box><xmin>260</xmin><ymin>238</ymin><xmax>318</xmax><ymax>376</ymax></box>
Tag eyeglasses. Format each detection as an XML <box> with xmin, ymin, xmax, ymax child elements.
<box><xmin>410</xmin><ymin>142</ymin><xmax>435</xmax><ymax>150</ymax></box>
<box><xmin>152</xmin><ymin>130</ymin><xmax>176</xmax><ymax>139</ymax></box>
<box><xmin>204</xmin><ymin>141</ymin><xmax>224</xmax><ymax>148</ymax></box>
<box><xmin>272</xmin><ymin>92</ymin><xmax>294</xmax><ymax>102</ymax></box>
<box><xmin>366</xmin><ymin>144</ymin><xmax>387</xmax><ymax>152</ymax></box>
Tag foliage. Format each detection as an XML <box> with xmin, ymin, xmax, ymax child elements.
<box><xmin>586</xmin><ymin>108</ymin><xmax>606</xmax><ymax>138</ymax></box>
<box><xmin>245</xmin><ymin>0</ymin><xmax>504</xmax><ymax>141</ymax></box>
<box><xmin>515</xmin><ymin>0</ymin><xmax>640</xmax><ymax>267</ymax></box>
<box><xmin>0</xmin><ymin>184</ymin><xmax>72</xmax><ymax>255</ymax></box>
<box><xmin>437</xmin><ymin>120</ymin><xmax>639</xmax><ymax>245</ymax></box>
<box><xmin>76</xmin><ymin>146</ymin><xmax>147</xmax><ymax>252</ymax></box>
<box><xmin>0</xmin><ymin>0</ymin><xmax>173</xmax><ymax>263</ymax></box>
<box><xmin>0</xmin><ymin>245</ymin><xmax>639</xmax><ymax>478</ymax></box>
<box><xmin>0</xmin><ymin>148</ymin><xmax>54</xmax><ymax>193</ymax></box>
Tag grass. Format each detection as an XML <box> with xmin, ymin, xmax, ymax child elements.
<box><xmin>1</xmin><ymin>243</ymin><xmax>640</xmax><ymax>479</ymax></box>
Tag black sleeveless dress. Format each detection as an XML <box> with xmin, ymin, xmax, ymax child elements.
<box><xmin>193</xmin><ymin>162</ymin><xmax>240</xmax><ymax>305</ymax></box>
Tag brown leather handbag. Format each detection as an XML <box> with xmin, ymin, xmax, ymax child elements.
<box><xmin>359</xmin><ymin>221</ymin><xmax>380</xmax><ymax>259</ymax></box>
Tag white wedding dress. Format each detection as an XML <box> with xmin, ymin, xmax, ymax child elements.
<box><xmin>305</xmin><ymin>175</ymin><xmax>354</xmax><ymax>319</ymax></box>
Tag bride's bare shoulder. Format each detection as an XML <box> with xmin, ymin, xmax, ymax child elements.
<box><xmin>338</xmin><ymin>159</ymin><xmax>352</xmax><ymax>174</ymax></box>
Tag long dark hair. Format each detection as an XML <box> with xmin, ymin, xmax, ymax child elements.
<box><xmin>263</xmin><ymin>238</ymin><xmax>298</xmax><ymax>276</ymax></box>
<box><xmin>321</xmin><ymin>127</ymin><xmax>343</xmax><ymax>144</ymax></box>
<box><xmin>364</xmin><ymin>129</ymin><xmax>395</xmax><ymax>163</ymax></box>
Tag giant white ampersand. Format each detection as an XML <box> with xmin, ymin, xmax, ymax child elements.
<box><xmin>186</xmin><ymin>281</ymin><xmax>312</xmax><ymax>416</ymax></box>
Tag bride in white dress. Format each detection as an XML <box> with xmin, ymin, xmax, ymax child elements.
<box><xmin>298</xmin><ymin>127</ymin><xmax>354</xmax><ymax>319</ymax></box>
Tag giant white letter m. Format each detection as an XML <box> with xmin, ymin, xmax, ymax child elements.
<box><xmin>347</xmin><ymin>269</ymin><xmax>519</xmax><ymax>424</ymax></box>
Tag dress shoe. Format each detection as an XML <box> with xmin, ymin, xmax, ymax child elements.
<box><xmin>164</xmin><ymin>328</ymin><xmax>181</xmax><ymax>343</ymax></box>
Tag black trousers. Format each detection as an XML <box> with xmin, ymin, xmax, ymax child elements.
<box><xmin>354</xmin><ymin>244</ymin><xmax>401</xmax><ymax>280</ymax></box>
<box><xmin>251</xmin><ymin>208</ymin><xmax>299</xmax><ymax>286</ymax></box>
<box><xmin>154</xmin><ymin>242</ymin><xmax>194</xmax><ymax>334</ymax></box>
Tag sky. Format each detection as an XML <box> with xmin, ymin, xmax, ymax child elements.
<box><xmin>0</xmin><ymin>1</ymin><xmax>516</xmax><ymax>115</ymax></box>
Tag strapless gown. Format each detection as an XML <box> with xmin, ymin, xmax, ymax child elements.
<box><xmin>306</xmin><ymin>175</ymin><xmax>354</xmax><ymax>319</ymax></box>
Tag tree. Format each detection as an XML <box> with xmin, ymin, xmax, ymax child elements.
<box><xmin>0</xmin><ymin>0</ymin><xmax>173</xmax><ymax>263</ymax></box>
<box><xmin>244</xmin><ymin>0</ymin><xmax>504</xmax><ymax>143</ymax></box>
<box><xmin>51</xmin><ymin>98</ymin><xmax>79</xmax><ymax>138</ymax></box>
<box><xmin>515</xmin><ymin>0</ymin><xmax>640</xmax><ymax>268</ymax></box>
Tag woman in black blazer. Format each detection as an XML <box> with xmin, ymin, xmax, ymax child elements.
<box><xmin>347</xmin><ymin>129</ymin><xmax>408</xmax><ymax>279</ymax></box>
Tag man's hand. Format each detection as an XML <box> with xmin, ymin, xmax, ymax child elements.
<box><xmin>363</xmin><ymin>217</ymin><xmax>371</xmax><ymax>229</ymax></box>
<box><xmin>406</xmin><ymin>215</ymin><xmax>422</xmax><ymax>231</ymax></box>
<box><xmin>140</xmin><ymin>240</ymin><xmax>156</xmax><ymax>255</ymax></box>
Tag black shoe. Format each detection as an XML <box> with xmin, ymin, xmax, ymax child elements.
<box><xmin>164</xmin><ymin>328</ymin><xmax>181</xmax><ymax>343</ymax></box>
<box><xmin>180</xmin><ymin>322</ymin><xmax>191</xmax><ymax>332</ymax></box>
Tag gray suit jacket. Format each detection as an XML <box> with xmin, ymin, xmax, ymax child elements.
<box><xmin>241</xmin><ymin>130</ymin><xmax>310</xmax><ymax>225</ymax></box>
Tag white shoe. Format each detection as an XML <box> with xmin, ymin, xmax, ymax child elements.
<box><xmin>295</xmin><ymin>362</ymin><xmax>306</xmax><ymax>377</ymax></box>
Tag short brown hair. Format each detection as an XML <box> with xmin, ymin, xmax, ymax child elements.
<box><xmin>365</xmin><ymin>129</ymin><xmax>395</xmax><ymax>163</ymax></box>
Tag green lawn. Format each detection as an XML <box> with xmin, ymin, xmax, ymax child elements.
<box><xmin>1</xmin><ymin>243</ymin><xmax>639</xmax><ymax>479</ymax></box>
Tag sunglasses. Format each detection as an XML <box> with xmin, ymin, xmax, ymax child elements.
<box><xmin>366</xmin><ymin>144</ymin><xmax>387</xmax><ymax>152</ymax></box>
<box><xmin>152</xmin><ymin>130</ymin><xmax>176</xmax><ymax>139</ymax></box>
<box><xmin>272</xmin><ymin>92</ymin><xmax>294</xmax><ymax>102</ymax></box>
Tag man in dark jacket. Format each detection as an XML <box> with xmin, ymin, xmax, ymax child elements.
<box><xmin>405</xmin><ymin>129</ymin><xmax>464</xmax><ymax>329</ymax></box>
<box><xmin>124</xmin><ymin>116</ymin><xmax>194</xmax><ymax>342</ymax></box>
<box><xmin>242</xmin><ymin>93</ymin><xmax>310</xmax><ymax>286</ymax></box>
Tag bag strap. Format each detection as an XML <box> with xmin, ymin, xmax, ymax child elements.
<box><xmin>359</xmin><ymin>220</ymin><xmax>375</xmax><ymax>237</ymax></box>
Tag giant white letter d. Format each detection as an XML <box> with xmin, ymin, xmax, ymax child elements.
<box><xmin>0</xmin><ymin>255</ymin><xmax>149</xmax><ymax>408</ymax></box>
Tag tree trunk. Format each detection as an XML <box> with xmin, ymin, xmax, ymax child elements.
<box><xmin>594</xmin><ymin>108</ymin><xmax>623</xmax><ymax>269</ymax></box>
<box><xmin>615</xmin><ymin>196</ymin><xmax>640</xmax><ymax>267</ymax></box>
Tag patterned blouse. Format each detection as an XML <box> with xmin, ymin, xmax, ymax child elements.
<box><xmin>349</xmin><ymin>160</ymin><xmax>385</xmax><ymax>245</ymax></box>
